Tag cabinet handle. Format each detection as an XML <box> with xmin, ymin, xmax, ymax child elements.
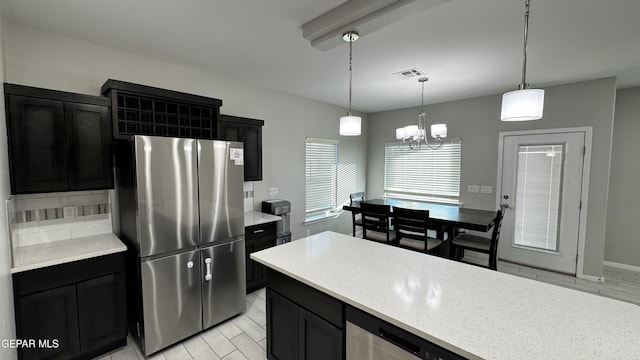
<box><xmin>204</xmin><ymin>258</ymin><xmax>212</xmax><ymax>281</ymax></box>
<box><xmin>253</xmin><ymin>229</ymin><xmax>265</xmax><ymax>234</ymax></box>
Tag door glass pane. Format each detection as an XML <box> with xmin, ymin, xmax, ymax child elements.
<box><xmin>514</xmin><ymin>144</ymin><xmax>563</xmax><ymax>251</ymax></box>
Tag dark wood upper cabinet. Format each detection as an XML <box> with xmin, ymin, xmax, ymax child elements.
<box><xmin>65</xmin><ymin>102</ymin><xmax>113</xmax><ymax>190</ymax></box>
<box><xmin>219</xmin><ymin>114</ymin><xmax>264</xmax><ymax>181</ymax></box>
<box><xmin>7</xmin><ymin>96</ymin><xmax>68</xmax><ymax>193</ymax></box>
<box><xmin>4</xmin><ymin>84</ymin><xmax>113</xmax><ymax>194</ymax></box>
<box><xmin>101</xmin><ymin>79</ymin><xmax>222</xmax><ymax>140</ymax></box>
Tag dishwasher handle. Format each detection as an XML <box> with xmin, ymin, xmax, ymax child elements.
<box><xmin>379</xmin><ymin>327</ymin><xmax>420</xmax><ymax>355</ymax></box>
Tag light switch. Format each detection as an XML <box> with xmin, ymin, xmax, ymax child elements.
<box><xmin>468</xmin><ymin>185</ymin><xmax>480</xmax><ymax>193</ymax></box>
<box><xmin>480</xmin><ymin>186</ymin><xmax>494</xmax><ymax>194</ymax></box>
<box><xmin>268</xmin><ymin>187</ymin><xmax>278</xmax><ymax>196</ymax></box>
<box><xmin>63</xmin><ymin>206</ymin><xmax>75</xmax><ymax>219</ymax></box>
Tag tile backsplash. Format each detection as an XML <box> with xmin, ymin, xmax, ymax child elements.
<box><xmin>244</xmin><ymin>182</ymin><xmax>254</xmax><ymax>213</ymax></box>
<box><xmin>9</xmin><ymin>190</ymin><xmax>113</xmax><ymax>247</ymax></box>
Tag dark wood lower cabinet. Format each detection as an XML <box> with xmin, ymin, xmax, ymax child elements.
<box><xmin>76</xmin><ymin>273</ymin><xmax>127</xmax><ymax>354</ymax></box>
<box><xmin>17</xmin><ymin>285</ymin><xmax>80</xmax><ymax>360</ymax></box>
<box><xmin>266</xmin><ymin>290</ymin><xmax>299</xmax><ymax>360</ymax></box>
<box><xmin>13</xmin><ymin>253</ymin><xmax>127</xmax><ymax>360</ymax></box>
<box><xmin>300</xmin><ymin>308</ymin><xmax>343</xmax><ymax>360</ymax></box>
<box><xmin>246</xmin><ymin>222</ymin><xmax>277</xmax><ymax>293</ymax></box>
<box><xmin>265</xmin><ymin>270</ymin><xmax>345</xmax><ymax>360</ymax></box>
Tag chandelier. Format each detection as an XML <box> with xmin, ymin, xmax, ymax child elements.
<box><xmin>395</xmin><ymin>77</ymin><xmax>447</xmax><ymax>150</ymax></box>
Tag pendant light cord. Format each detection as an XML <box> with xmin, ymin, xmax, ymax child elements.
<box><xmin>348</xmin><ymin>33</ymin><xmax>353</xmax><ymax>116</ymax></box>
<box><xmin>520</xmin><ymin>0</ymin><xmax>531</xmax><ymax>89</ymax></box>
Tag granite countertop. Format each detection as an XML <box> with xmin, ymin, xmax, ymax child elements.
<box><xmin>11</xmin><ymin>233</ymin><xmax>127</xmax><ymax>273</ymax></box>
<box><xmin>251</xmin><ymin>231</ymin><xmax>640</xmax><ymax>360</ymax></box>
<box><xmin>244</xmin><ymin>211</ymin><xmax>281</xmax><ymax>227</ymax></box>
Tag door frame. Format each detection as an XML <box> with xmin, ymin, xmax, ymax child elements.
<box><xmin>496</xmin><ymin>127</ymin><xmax>594</xmax><ymax>280</ymax></box>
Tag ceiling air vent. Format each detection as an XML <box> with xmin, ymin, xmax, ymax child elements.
<box><xmin>392</xmin><ymin>68</ymin><xmax>425</xmax><ymax>80</ymax></box>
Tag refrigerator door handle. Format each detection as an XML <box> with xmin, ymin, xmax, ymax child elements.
<box><xmin>204</xmin><ymin>257</ymin><xmax>213</xmax><ymax>281</ymax></box>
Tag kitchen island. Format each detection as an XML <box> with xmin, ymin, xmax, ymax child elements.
<box><xmin>251</xmin><ymin>231</ymin><xmax>640</xmax><ymax>360</ymax></box>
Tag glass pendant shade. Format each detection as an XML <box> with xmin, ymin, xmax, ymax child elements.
<box><xmin>430</xmin><ymin>124</ymin><xmax>447</xmax><ymax>138</ymax></box>
<box><xmin>501</xmin><ymin>89</ymin><xmax>545</xmax><ymax>121</ymax></box>
<box><xmin>340</xmin><ymin>115</ymin><xmax>361</xmax><ymax>136</ymax></box>
<box><xmin>404</xmin><ymin>125</ymin><xmax>419</xmax><ymax>138</ymax></box>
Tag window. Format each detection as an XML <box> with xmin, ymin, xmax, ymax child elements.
<box><xmin>305</xmin><ymin>138</ymin><xmax>338</xmax><ymax>221</ymax></box>
<box><xmin>384</xmin><ymin>140</ymin><xmax>461</xmax><ymax>203</ymax></box>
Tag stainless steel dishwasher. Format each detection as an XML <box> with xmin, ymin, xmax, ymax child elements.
<box><xmin>346</xmin><ymin>306</ymin><xmax>466</xmax><ymax>360</ymax></box>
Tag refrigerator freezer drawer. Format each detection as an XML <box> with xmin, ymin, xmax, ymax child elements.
<box><xmin>201</xmin><ymin>239</ymin><xmax>247</xmax><ymax>329</ymax></box>
<box><xmin>141</xmin><ymin>250</ymin><xmax>202</xmax><ymax>355</ymax></box>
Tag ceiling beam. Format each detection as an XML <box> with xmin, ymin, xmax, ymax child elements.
<box><xmin>302</xmin><ymin>0</ymin><xmax>450</xmax><ymax>51</ymax></box>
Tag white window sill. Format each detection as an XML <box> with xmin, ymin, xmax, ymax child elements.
<box><xmin>383</xmin><ymin>193</ymin><xmax>463</xmax><ymax>207</ymax></box>
<box><xmin>304</xmin><ymin>210</ymin><xmax>343</xmax><ymax>225</ymax></box>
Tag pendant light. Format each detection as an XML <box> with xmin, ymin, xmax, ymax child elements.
<box><xmin>501</xmin><ymin>0</ymin><xmax>544</xmax><ymax>121</ymax></box>
<box><xmin>339</xmin><ymin>31</ymin><xmax>361</xmax><ymax>136</ymax></box>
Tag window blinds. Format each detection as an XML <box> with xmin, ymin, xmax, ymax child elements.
<box><xmin>384</xmin><ymin>141</ymin><xmax>461</xmax><ymax>201</ymax></box>
<box><xmin>305</xmin><ymin>138</ymin><xmax>338</xmax><ymax>216</ymax></box>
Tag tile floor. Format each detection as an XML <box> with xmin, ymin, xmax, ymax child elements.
<box><xmin>98</xmin><ymin>288</ymin><xmax>267</xmax><ymax>360</ymax></box>
<box><xmin>97</xmin><ymin>257</ymin><xmax>639</xmax><ymax>360</ymax></box>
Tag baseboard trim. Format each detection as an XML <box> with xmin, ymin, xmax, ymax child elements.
<box><xmin>603</xmin><ymin>261</ymin><xmax>640</xmax><ymax>273</ymax></box>
<box><xmin>577</xmin><ymin>274</ymin><xmax>604</xmax><ymax>283</ymax></box>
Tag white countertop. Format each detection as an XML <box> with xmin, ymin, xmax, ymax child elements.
<box><xmin>11</xmin><ymin>233</ymin><xmax>127</xmax><ymax>274</ymax></box>
<box><xmin>244</xmin><ymin>211</ymin><xmax>281</xmax><ymax>227</ymax></box>
<box><xmin>251</xmin><ymin>231</ymin><xmax>640</xmax><ymax>360</ymax></box>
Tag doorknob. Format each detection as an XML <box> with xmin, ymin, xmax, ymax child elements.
<box><xmin>501</xmin><ymin>203</ymin><xmax>510</xmax><ymax>209</ymax></box>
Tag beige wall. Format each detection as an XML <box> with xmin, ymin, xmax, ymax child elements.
<box><xmin>0</xmin><ymin>13</ymin><xmax>17</xmax><ymax>360</ymax></box>
<box><xmin>2</xmin><ymin>21</ymin><xmax>368</xmax><ymax>240</ymax></box>
<box><xmin>367</xmin><ymin>78</ymin><xmax>617</xmax><ymax>278</ymax></box>
<box><xmin>605</xmin><ymin>86</ymin><xmax>640</xmax><ymax>268</ymax></box>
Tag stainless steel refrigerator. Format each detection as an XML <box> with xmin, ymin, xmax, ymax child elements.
<box><xmin>115</xmin><ymin>135</ymin><xmax>246</xmax><ymax>356</ymax></box>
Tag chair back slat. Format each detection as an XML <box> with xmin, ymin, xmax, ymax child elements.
<box><xmin>350</xmin><ymin>192</ymin><xmax>365</xmax><ymax>204</ymax></box>
<box><xmin>393</xmin><ymin>207</ymin><xmax>430</xmax><ymax>241</ymax></box>
<box><xmin>360</xmin><ymin>202</ymin><xmax>392</xmax><ymax>234</ymax></box>
<box><xmin>392</xmin><ymin>207</ymin><xmax>443</xmax><ymax>254</ymax></box>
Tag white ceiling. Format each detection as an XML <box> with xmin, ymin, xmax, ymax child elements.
<box><xmin>1</xmin><ymin>0</ymin><xmax>639</xmax><ymax>113</ymax></box>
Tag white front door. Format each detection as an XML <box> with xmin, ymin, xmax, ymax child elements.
<box><xmin>498</xmin><ymin>131</ymin><xmax>586</xmax><ymax>274</ymax></box>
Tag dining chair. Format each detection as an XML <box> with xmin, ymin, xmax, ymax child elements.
<box><xmin>393</xmin><ymin>207</ymin><xmax>443</xmax><ymax>255</ymax></box>
<box><xmin>450</xmin><ymin>209</ymin><xmax>504</xmax><ymax>270</ymax></box>
<box><xmin>349</xmin><ymin>192</ymin><xmax>365</xmax><ymax>236</ymax></box>
<box><xmin>360</xmin><ymin>202</ymin><xmax>395</xmax><ymax>243</ymax></box>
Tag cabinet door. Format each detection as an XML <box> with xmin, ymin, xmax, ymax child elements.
<box><xmin>219</xmin><ymin>120</ymin><xmax>244</xmax><ymax>142</ymax></box>
<box><xmin>255</xmin><ymin>235</ymin><xmax>276</xmax><ymax>286</ymax></box>
<box><xmin>267</xmin><ymin>289</ymin><xmax>299</xmax><ymax>360</ymax></box>
<box><xmin>16</xmin><ymin>285</ymin><xmax>79</xmax><ymax>360</ymax></box>
<box><xmin>243</xmin><ymin>124</ymin><xmax>262</xmax><ymax>181</ymax></box>
<box><xmin>65</xmin><ymin>102</ymin><xmax>113</xmax><ymax>190</ymax></box>
<box><xmin>8</xmin><ymin>96</ymin><xmax>67</xmax><ymax>193</ymax></box>
<box><xmin>76</xmin><ymin>273</ymin><xmax>127</xmax><ymax>354</ymax></box>
<box><xmin>300</xmin><ymin>309</ymin><xmax>343</xmax><ymax>360</ymax></box>
<box><xmin>245</xmin><ymin>239</ymin><xmax>258</xmax><ymax>290</ymax></box>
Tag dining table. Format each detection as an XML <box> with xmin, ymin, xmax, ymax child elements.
<box><xmin>343</xmin><ymin>198</ymin><xmax>498</xmax><ymax>257</ymax></box>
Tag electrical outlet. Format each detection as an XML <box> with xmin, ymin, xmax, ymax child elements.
<box><xmin>480</xmin><ymin>185</ymin><xmax>494</xmax><ymax>194</ymax></box>
<box><xmin>268</xmin><ymin>187</ymin><xmax>278</xmax><ymax>196</ymax></box>
<box><xmin>468</xmin><ymin>185</ymin><xmax>480</xmax><ymax>193</ymax></box>
<box><xmin>63</xmin><ymin>206</ymin><xmax>75</xmax><ymax>219</ymax></box>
